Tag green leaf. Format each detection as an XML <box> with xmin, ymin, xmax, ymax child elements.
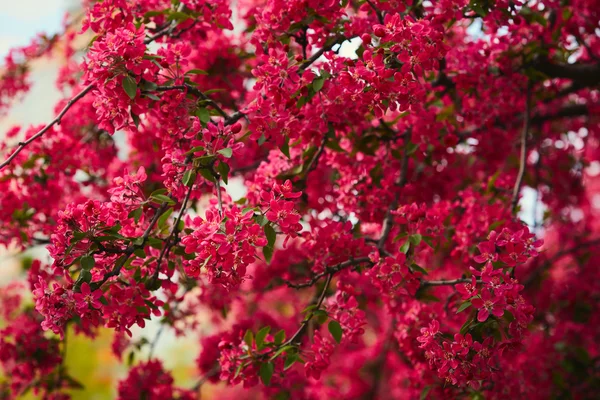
<box><xmin>263</xmin><ymin>224</ymin><xmax>277</xmax><ymax>263</ymax></box>
<box><xmin>168</xmin><ymin>11</ymin><xmax>191</xmax><ymax>22</ymax></box>
<box><xmin>312</xmin><ymin>76</ymin><xmax>325</xmax><ymax>92</ymax></box>
<box><xmin>284</xmin><ymin>353</ymin><xmax>299</xmax><ymax>370</ymax></box>
<box><xmin>410</xmin><ymin>263</ymin><xmax>428</xmax><ymax>275</ymax></box>
<box><xmin>243</xmin><ymin>329</ymin><xmax>254</xmax><ymax>348</ymax></box>
<box><xmin>75</xmin><ymin>269</ymin><xmax>92</xmax><ymax>290</ymax></box>
<box><xmin>128</xmin><ymin>208</ymin><xmax>143</xmax><ymax>223</ymax></box>
<box><xmin>420</xmin><ymin>385</ymin><xmax>432</xmax><ymax>400</ymax></box>
<box><xmin>460</xmin><ymin>319</ymin><xmax>473</xmax><ymax>336</ymax></box>
<box><xmin>158</xmin><ymin>208</ymin><xmax>173</xmax><ymax>230</ymax></box>
<box><xmin>409</xmin><ymin>234</ymin><xmax>422</xmax><ymax>246</ymax></box>
<box><xmin>399</xmin><ymin>240</ymin><xmax>410</xmax><ymax>254</ymax></box>
<box><xmin>255</xmin><ymin>326</ymin><xmax>271</xmax><ymax>350</ymax></box>
<box><xmin>274</xmin><ymin>330</ymin><xmax>286</xmax><ymax>345</ymax></box>
<box><xmin>196</xmin><ymin>107</ymin><xmax>211</xmax><ymax>124</ymax></box>
<box><xmin>328</xmin><ymin>320</ymin><xmax>343</xmax><ymax>344</ymax></box>
<box><xmin>134</xmin><ymin>248</ymin><xmax>147</xmax><ymax>258</ymax></box>
<box><xmin>255</xmin><ymin>214</ymin><xmax>269</xmax><ymax>227</ymax></box>
<box><xmin>186</xmin><ymin>145</ymin><xmax>205</xmax><ymax>155</ymax></box>
<box><xmin>422</xmin><ymin>236</ymin><xmax>435</xmax><ymax>249</ymax></box>
<box><xmin>217</xmin><ymin>148</ymin><xmax>233</xmax><ymax>158</ymax></box>
<box><xmin>80</xmin><ymin>255</ymin><xmax>95</xmax><ymax>270</ymax></box>
<box><xmin>259</xmin><ymin>362</ymin><xmax>274</xmax><ymax>386</ymax></box>
<box><xmin>151</xmin><ymin>194</ymin><xmax>175</xmax><ymax>205</ymax></box>
<box><xmin>258</xmin><ymin>133</ymin><xmax>267</xmax><ymax>146</ymax></box>
<box><xmin>122</xmin><ymin>75</ymin><xmax>137</xmax><ymax>100</ymax></box>
<box><xmin>280</xmin><ymin>137</ymin><xmax>290</xmax><ymax>159</ymax></box>
<box><xmin>186</xmin><ymin>69</ymin><xmax>208</xmax><ymax>75</ymax></box>
<box><xmin>198</xmin><ymin>168</ymin><xmax>216</xmax><ymax>183</ymax></box>
<box><xmin>456</xmin><ymin>301</ymin><xmax>472</xmax><ymax>314</ymax></box>
<box><xmin>183</xmin><ymin>170</ymin><xmax>197</xmax><ymax>187</ymax></box>
<box><xmin>131</xmin><ymin>112</ymin><xmax>141</xmax><ymax>129</ymax></box>
<box><xmin>216</xmin><ymin>162</ymin><xmax>230</xmax><ymax>185</ymax></box>
<box><xmin>270</xmin><ymin>345</ymin><xmax>296</xmax><ymax>360</ymax></box>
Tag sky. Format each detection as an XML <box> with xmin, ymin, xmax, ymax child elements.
<box><xmin>0</xmin><ymin>0</ymin><xmax>71</xmax><ymax>58</ymax></box>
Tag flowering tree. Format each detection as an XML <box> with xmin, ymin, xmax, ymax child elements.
<box><xmin>0</xmin><ymin>0</ymin><xmax>599</xmax><ymax>398</ymax></box>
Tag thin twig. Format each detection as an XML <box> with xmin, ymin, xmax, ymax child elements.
<box><xmin>92</xmin><ymin>202</ymin><xmax>168</xmax><ymax>289</ymax></box>
<box><xmin>366</xmin><ymin>0</ymin><xmax>385</xmax><ymax>24</ymax></box>
<box><xmin>377</xmin><ymin>128</ymin><xmax>411</xmax><ymax>250</ymax></box>
<box><xmin>284</xmin><ymin>273</ymin><xmax>333</xmax><ymax>346</ymax></box>
<box><xmin>511</xmin><ymin>83</ymin><xmax>531</xmax><ymax>214</ymax></box>
<box><xmin>299</xmin><ymin>36</ymin><xmax>349</xmax><ymax>73</ymax></box>
<box><xmin>0</xmin><ymin>83</ymin><xmax>95</xmax><ymax>170</ymax></box>
<box><xmin>151</xmin><ymin>182</ymin><xmax>194</xmax><ymax>281</ymax></box>
<box><xmin>420</xmin><ymin>278</ymin><xmax>474</xmax><ymax>287</ymax></box>
<box><xmin>284</xmin><ymin>257</ymin><xmax>372</xmax><ymax>289</ymax></box>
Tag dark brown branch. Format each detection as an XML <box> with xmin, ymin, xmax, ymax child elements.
<box><xmin>299</xmin><ymin>36</ymin><xmax>349</xmax><ymax>73</ymax></box>
<box><xmin>366</xmin><ymin>0</ymin><xmax>385</xmax><ymax>24</ymax></box>
<box><xmin>420</xmin><ymin>278</ymin><xmax>474</xmax><ymax>287</ymax></box>
<box><xmin>154</xmin><ymin>84</ymin><xmax>246</xmax><ymax>126</ymax></box>
<box><xmin>533</xmin><ymin>58</ymin><xmax>600</xmax><ymax>86</ymax></box>
<box><xmin>284</xmin><ymin>257</ymin><xmax>373</xmax><ymax>289</ymax></box>
<box><xmin>0</xmin><ymin>83</ymin><xmax>95</xmax><ymax>170</ymax></box>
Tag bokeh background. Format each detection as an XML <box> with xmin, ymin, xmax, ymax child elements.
<box><xmin>0</xmin><ymin>1</ymin><xmax>202</xmax><ymax>398</ymax></box>
<box><xmin>0</xmin><ymin>1</ymin><xmax>545</xmax><ymax>398</ymax></box>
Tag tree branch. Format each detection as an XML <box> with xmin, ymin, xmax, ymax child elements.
<box><xmin>511</xmin><ymin>83</ymin><xmax>531</xmax><ymax>214</ymax></box>
<box><xmin>0</xmin><ymin>83</ymin><xmax>95</xmax><ymax>171</ymax></box>
<box><xmin>377</xmin><ymin>128</ymin><xmax>411</xmax><ymax>250</ymax></box>
<box><xmin>533</xmin><ymin>57</ymin><xmax>600</xmax><ymax>86</ymax></box>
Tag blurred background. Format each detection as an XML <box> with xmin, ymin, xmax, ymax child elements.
<box><xmin>0</xmin><ymin>1</ymin><xmax>545</xmax><ymax>398</ymax></box>
<box><xmin>0</xmin><ymin>1</ymin><xmax>202</xmax><ymax>398</ymax></box>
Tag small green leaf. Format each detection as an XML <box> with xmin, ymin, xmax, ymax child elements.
<box><xmin>255</xmin><ymin>326</ymin><xmax>271</xmax><ymax>350</ymax></box>
<box><xmin>259</xmin><ymin>362</ymin><xmax>274</xmax><ymax>386</ymax></box>
<box><xmin>422</xmin><ymin>236</ymin><xmax>435</xmax><ymax>249</ymax></box>
<box><xmin>186</xmin><ymin>69</ymin><xmax>208</xmax><ymax>75</ymax></box>
<box><xmin>284</xmin><ymin>353</ymin><xmax>298</xmax><ymax>370</ymax></box>
<box><xmin>158</xmin><ymin>208</ymin><xmax>173</xmax><ymax>230</ymax></box>
<box><xmin>420</xmin><ymin>385</ymin><xmax>432</xmax><ymax>400</ymax></box>
<box><xmin>80</xmin><ymin>255</ymin><xmax>95</xmax><ymax>270</ymax></box>
<box><xmin>217</xmin><ymin>148</ymin><xmax>233</xmax><ymax>158</ymax></box>
<box><xmin>399</xmin><ymin>240</ymin><xmax>410</xmax><ymax>254</ymax></box>
<box><xmin>196</xmin><ymin>107</ymin><xmax>210</xmax><ymax>124</ymax></box>
<box><xmin>128</xmin><ymin>208</ymin><xmax>143</xmax><ymax>223</ymax></box>
<box><xmin>456</xmin><ymin>301</ymin><xmax>472</xmax><ymax>314</ymax></box>
<box><xmin>280</xmin><ymin>137</ymin><xmax>290</xmax><ymax>159</ymax></box>
<box><xmin>183</xmin><ymin>170</ymin><xmax>197</xmax><ymax>187</ymax></box>
<box><xmin>409</xmin><ymin>234</ymin><xmax>422</xmax><ymax>246</ymax></box>
<box><xmin>151</xmin><ymin>194</ymin><xmax>175</xmax><ymax>205</ymax></box>
<box><xmin>243</xmin><ymin>329</ymin><xmax>254</xmax><ymax>348</ymax></box>
<box><xmin>274</xmin><ymin>330</ymin><xmax>286</xmax><ymax>345</ymax></box>
<box><xmin>328</xmin><ymin>320</ymin><xmax>343</xmax><ymax>344</ymax></box>
<box><xmin>134</xmin><ymin>248</ymin><xmax>147</xmax><ymax>258</ymax></box>
<box><xmin>263</xmin><ymin>224</ymin><xmax>277</xmax><ymax>263</ymax></box>
<box><xmin>460</xmin><ymin>318</ymin><xmax>473</xmax><ymax>335</ymax></box>
<box><xmin>270</xmin><ymin>345</ymin><xmax>296</xmax><ymax>360</ymax></box>
<box><xmin>255</xmin><ymin>214</ymin><xmax>269</xmax><ymax>227</ymax></box>
<box><xmin>312</xmin><ymin>76</ymin><xmax>325</xmax><ymax>92</ymax></box>
<box><xmin>216</xmin><ymin>162</ymin><xmax>230</xmax><ymax>185</ymax></box>
<box><xmin>410</xmin><ymin>263</ymin><xmax>428</xmax><ymax>275</ymax></box>
<box><xmin>122</xmin><ymin>75</ymin><xmax>137</xmax><ymax>100</ymax></box>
